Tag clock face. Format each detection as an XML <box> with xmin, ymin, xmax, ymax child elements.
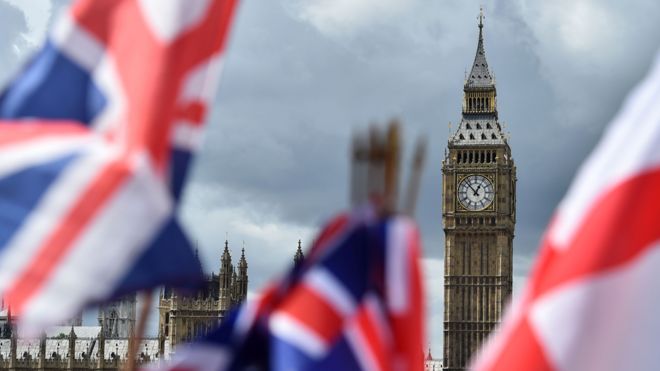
<box><xmin>458</xmin><ymin>175</ymin><xmax>494</xmax><ymax>211</ymax></box>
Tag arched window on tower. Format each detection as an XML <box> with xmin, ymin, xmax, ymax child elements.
<box><xmin>466</xmin><ymin>123</ymin><xmax>471</xmax><ymax>130</ymax></box>
<box><xmin>469</xmin><ymin>133</ymin><xmax>475</xmax><ymax>140</ymax></box>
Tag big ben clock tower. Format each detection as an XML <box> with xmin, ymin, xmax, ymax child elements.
<box><xmin>442</xmin><ymin>10</ymin><xmax>516</xmax><ymax>370</ymax></box>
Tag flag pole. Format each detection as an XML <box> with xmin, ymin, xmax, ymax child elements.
<box><xmin>350</xmin><ymin>133</ymin><xmax>369</xmax><ymax>207</ymax></box>
<box><xmin>384</xmin><ymin>120</ymin><xmax>401</xmax><ymax>214</ymax></box>
<box><xmin>124</xmin><ymin>290</ymin><xmax>153</xmax><ymax>371</ymax></box>
<box><xmin>403</xmin><ymin>136</ymin><xmax>426</xmax><ymax>216</ymax></box>
<box><xmin>367</xmin><ymin>126</ymin><xmax>386</xmax><ymax>205</ymax></box>
<box><xmin>352</xmin><ymin>120</ymin><xmax>425</xmax><ymax>216</ymax></box>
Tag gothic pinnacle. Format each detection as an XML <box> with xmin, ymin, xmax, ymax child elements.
<box><xmin>294</xmin><ymin>240</ymin><xmax>304</xmax><ymax>267</ymax></box>
<box><xmin>464</xmin><ymin>6</ymin><xmax>494</xmax><ymax>89</ymax></box>
<box><xmin>239</xmin><ymin>244</ymin><xmax>247</xmax><ymax>269</ymax></box>
<box><xmin>222</xmin><ymin>239</ymin><xmax>231</xmax><ymax>264</ymax></box>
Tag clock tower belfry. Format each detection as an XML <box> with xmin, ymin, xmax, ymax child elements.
<box><xmin>442</xmin><ymin>10</ymin><xmax>516</xmax><ymax>370</ymax></box>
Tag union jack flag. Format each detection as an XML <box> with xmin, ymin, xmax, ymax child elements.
<box><xmin>153</xmin><ymin>205</ymin><xmax>425</xmax><ymax>371</ymax></box>
<box><xmin>472</xmin><ymin>52</ymin><xmax>660</xmax><ymax>369</ymax></box>
<box><xmin>0</xmin><ymin>0</ymin><xmax>239</xmax><ymax>332</ymax></box>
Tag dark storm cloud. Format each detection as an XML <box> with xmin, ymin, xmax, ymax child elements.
<box><xmin>178</xmin><ymin>0</ymin><xmax>660</xmax><ymax>351</ymax></box>
<box><xmin>185</xmin><ymin>0</ymin><xmax>660</xmax><ymax>263</ymax></box>
<box><xmin>489</xmin><ymin>0</ymin><xmax>660</xmax><ymax>259</ymax></box>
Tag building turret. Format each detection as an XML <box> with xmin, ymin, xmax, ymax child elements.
<box><xmin>2</xmin><ymin>305</ymin><xmax>12</xmax><ymax>338</ymax></box>
<box><xmin>235</xmin><ymin>247</ymin><xmax>248</xmax><ymax>301</ymax></box>
<box><xmin>97</xmin><ymin>330</ymin><xmax>105</xmax><ymax>369</ymax></box>
<box><xmin>9</xmin><ymin>328</ymin><xmax>16</xmax><ymax>368</ymax></box>
<box><xmin>231</xmin><ymin>268</ymin><xmax>238</xmax><ymax>300</ymax></box>
<box><xmin>38</xmin><ymin>332</ymin><xmax>46</xmax><ymax>369</ymax></box>
<box><xmin>464</xmin><ymin>9</ymin><xmax>495</xmax><ymax>91</ymax></box>
<box><xmin>194</xmin><ymin>248</ymin><xmax>201</xmax><ymax>265</ymax></box>
<box><xmin>293</xmin><ymin>240</ymin><xmax>304</xmax><ymax>267</ymax></box>
<box><xmin>219</xmin><ymin>240</ymin><xmax>234</xmax><ymax>304</ymax></box>
<box><xmin>451</xmin><ymin>7</ymin><xmax>505</xmax><ymax>147</ymax></box>
<box><xmin>67</xmin><ymin>326</ymin><xmax>76</xmax><ymax>369</ymax></box>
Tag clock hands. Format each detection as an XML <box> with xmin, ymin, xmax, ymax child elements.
<box><xmin>467</xmin><ymin>183</ymin><xmax>482</xmax><ymax>197</ymax></box>
<box><xmin>474</xmin><ymin>184</ymin><xmax>483</xmax><ymax>196</ymax></box>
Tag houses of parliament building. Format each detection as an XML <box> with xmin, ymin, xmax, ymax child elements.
<box><xmin>158</xmin><ymin>240</ymin><xmax>249</xmax><ymax>351</ymax></box>
<box><xmin>0</xmin><ymin>241</ymin><xmax>306</xmax><ymax>370</ymax></box>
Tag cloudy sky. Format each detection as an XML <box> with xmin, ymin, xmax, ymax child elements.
<box><xmin>2</xmin><ymin>0</ymin><xmax>660</xmax><ymax>354</ymax></box>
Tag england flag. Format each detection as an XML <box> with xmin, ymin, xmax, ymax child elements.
<box><xmin>0</xmin><ymin>0</ymin><xmax>239</xmax><ymax>332</ymax></box>
<box><xmin>472</xmin><ymin>51</ymin><xmax>660</xmax><ymax>369</ymax></box>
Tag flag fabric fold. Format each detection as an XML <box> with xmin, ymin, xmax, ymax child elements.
<box><xmin>0</xmin><ymin>0</ymin><xmax>239</xmax><ymax>332</ymax></box>
<box><xmin>472</xmin><ymin>51</ymin><xmax>660</xmax><ymax>370</ymax></box>
<box><xmin>153</xmin><ymin>205</ymin><xmax>425</xmax><ymax>371</ymax></box>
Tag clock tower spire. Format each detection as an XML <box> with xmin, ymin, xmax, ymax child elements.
<box><xmin>442</xmin><ymin>9</ymin><xmax>516</xmax><ymax>370</ymax></box>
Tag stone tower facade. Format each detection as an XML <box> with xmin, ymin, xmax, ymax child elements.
<box><xmin>158</xmin><ymin>241</ymin><xmax>248</xmax><ymax>351</ymax></box>
<box><xmin>442</xmin><ymin>11</ymin><xmax>516</xmax><ymax>370</ymax></box>
<box><xmin>98</xmin><ymin>294</ymin><xmax>136</xmax><ymax>338</ymax></box>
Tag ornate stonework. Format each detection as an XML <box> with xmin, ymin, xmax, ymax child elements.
<box><xmin>158</xmin><ymin>241</ymin><xmax>248</xmax><ymax>351</ymax></box>
<box><xmin>0</xmin><ymin>238</ymin><xmax>321</xmax><ymax>371</ymax></box>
